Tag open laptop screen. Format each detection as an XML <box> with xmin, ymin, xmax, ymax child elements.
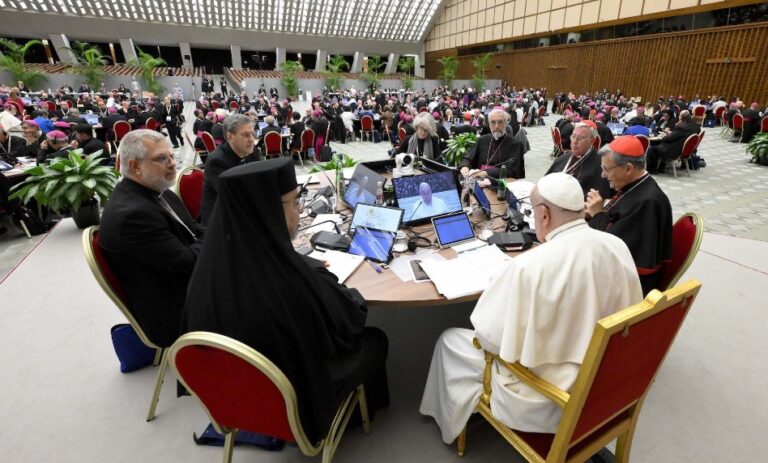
<box><xmin>432</xmin><ymin>212</ymin><xmax>475</xmax><ymax>248</ymax></box>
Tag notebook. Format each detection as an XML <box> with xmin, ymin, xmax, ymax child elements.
<box><xmin>308</xmin><ymin>250</ymin><xmax>364</xmax><ymax>283</ymax></box>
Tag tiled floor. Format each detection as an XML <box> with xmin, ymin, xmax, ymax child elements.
<box><xmin>2</xmin><ymin>101</ymin><xmax>767</xmax><ymax>280</ymax></box>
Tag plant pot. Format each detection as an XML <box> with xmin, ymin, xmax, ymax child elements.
<box><xmin>72</xmin><ymin>197</ymin><xmax>100</xmax><ymax>229</ymax></box>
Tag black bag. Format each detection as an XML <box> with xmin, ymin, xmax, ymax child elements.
<box><xmin>12</xmin><ymin>206</ymin><xmax>47</xmax><ymax>236</ymax></box>
<box><xmin>320</xmin><ymin>145</ymin><xmax>334</xmax><ymax>162</ymax></box>
<box><xmin>373</xmin><ymin>130</ymin><xmax>381</xmax><ymax>143</ymax></box>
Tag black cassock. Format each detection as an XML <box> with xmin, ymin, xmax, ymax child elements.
<box><xmin>183</xmin><ymin>158</ymin><xmax>389</xmax><ymax>443</ymax></box>
<box><xmin>546</xmin><ymin>148</ymin><xmax>612</xmax><ymax>199</ymax></box>
<box><xmin>588</xmin><ymin>173</ymin><xmax>672</xmax><ymax>295</ymax></box>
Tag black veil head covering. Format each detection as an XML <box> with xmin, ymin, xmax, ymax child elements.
<box><xmin>183</xmin><ymin>158</ymin><xmax>364</xmax><ymax>442</ymax></box>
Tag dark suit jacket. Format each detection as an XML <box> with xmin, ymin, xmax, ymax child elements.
<box><xmin>99</xmin><ymin>178</ymin><xmax>204</xmax><ymax>347</ymax></box>
<box><xmin>656</xmin><ymin>121</ymin><xmax>700</xmax><ymax>160</ymax></box>
<box><xmin>201</xmin><ymin>142</ymin><xmax>244</xmax><ymax>225</ymax></box>
<box><xmin>289</xmin><ymin>121</ymin><xmax>305</xmax><ymax>149</ymax></box>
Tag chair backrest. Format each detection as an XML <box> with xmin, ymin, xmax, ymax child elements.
<box><xmin>692</xmin><ymin>105</ymin><xmax>706</xmax><ymax>118</ymax></box>
<box><xmin>200</xmin><ymin>131</ymin><xmax>216</xmax><ymax>153</ymax></box>
<box><xmin>176</xmin><ymin>167</ymin><xmax>205</xmax><ymax>221</ymax></box>
<box><xmin>300</xmin><ymin>128</ymin><xmax>315</xmax><ymax>152</ymax></box>
<box><xmin>552</xmin><ymin>126</ymin><xmax>562</xmax><ymax>148</ymax></box>
<box><xmin>113</xmin><ymin>120</ymin><xmax>132</xmax><ymax>142</ymax></box>
<box><xmin>761</xmin><ymin>115</ymin><xmax>768</xmax><ymax>133</ymax></box>
<box><xmin>714</xmin><ymin>105</ymin><xmax>725</xmax><ymax>120</ymax></box>
<box><xmin>81</xmin><ymin>226</ymin><xmax>159</xmax><ymax>349</ymax></box>
<box><xmin>145</xmin><ymin>117</ymin><xmax>157</xmax><ymax>131</ymax></box>
<box><xmin>635</xmin><ymin>134</ymin><xmax>650</xmax><ymax>153</ymax></box>
<box><xmin>658</xmin><ymin>213</ymin><xmax>703</xmax><ymax>290</ymax></box>
<box><xmin>538</xmin><ymin>105</ymin><xmax>546</xmax><ymax>118</ymax></box>
<box><xmin>547</xmin><ymin>280</ymin><xmax>702</xmax><ymax>459</ymax></box>
<box><xmin>694</xmin><ymin>131</ymin><xmax>705</xmax><ymax>150</ymax></box>
<box><xmin>591</xmin><ymin>134</ymin><xmax>601</xmax><ymax>151</ymax></box>
<box><xmin>66</xmin><ymin>100</ymin><xmax>73</xmax><ymax>109</ymax></box>
<box><xmin>211</xmin><ymin>100</ymin><xmax>220</xmax><ymax>109</ymax></box>
<box><xmin>732</xmin><ymin>113</ymin><xmax>743</xmax><ymax>129</ymax></box>
<box><xmin>169</xmin><ymin>332</ymin><xmax>322</xmax><ymax>456</ymax></box>
<box><xmin>398</xmin><ymin>127</ymin><xmax>407</xmax><ymax>144</ymax></box>
<box><xmin>361</xmin><ymin>115</ymin><xmax>373</xmax><ymax>131</ymax></box>
<box><xmin>680</xmin><ymin>133</ymin><xmax>699</xmax><ymax>160</ymax></box>
<box><xmin>264</xmin><ymin>131</ymin><xmax>282</xmax><ymax>155</ymax></box>
<box><xmin>418</xmin><ymin>107</ymin><xmax>427</xmax><ymax>113</ymax></box>
<box><xmin>229</xmin><ymin>101</ymin><xmax>239</xmax><ymax>110</ymax></box>
<box><xmin>46</xmin><ymin>101</ymin><xmax>57</xmax><ymax>113</ymax></box>
<box><xmin>564</xmin><ymin>103</ymin><xmax>572</xmax><ymax>113</ymax></box>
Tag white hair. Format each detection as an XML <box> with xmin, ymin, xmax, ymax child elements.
<box><xmin>118</xmin><ymin>129</ymin><xmax>169</xmax><ymax>177</ymax></box>
<box><xmin>413</xmin><ymin>112</ymin><xmax>437</xmax><ymax>137</ymax></box>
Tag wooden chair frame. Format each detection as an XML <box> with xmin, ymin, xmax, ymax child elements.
<box><xmin>169</xmin><ymin>332</ymin><xmax>371</xmax><ymax>463</ymax></box>
<box><xmin>458</xmin><ymin>280</ymin><xmax>702</xmax><ymax>463</ymax></box>
<box><xmin>81</xmin><ymin>226</ymin><xmax>169</xmax><ymax>422</ymax></box>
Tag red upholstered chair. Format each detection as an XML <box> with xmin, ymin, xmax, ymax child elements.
<box><xmin>694</xmin><ymin>131</ymin><xmax>705</xmax><ymax>151</ymax></box>
<box><xmin>713</xmin><ymin>106</ymin><xmax>725</xmax><ymax>127</ymax></box>
<box><xmin>658</xmin><ymin>213</ymin><xmax>703</xmax><ymax>291</ymax></box>
<box><xmin>145</xmin><ymin>117</ymin><xmax>157</xmax><ymax>131</ymax></box>
<box><xmin>176</xmin><ymin>167</ymin><xmax>204</xmax><ymax>221</ymax></box>
<box><xmin>730</xmin><ymin>113</ymin><xmax>744</xmax><ymax>142</ymax></box>
<box><xmin>229</xmin><ymin>101</ymin><xmax>239</xmax><ymax>111</ymax></box>
<box><xmin>46</xmin><ymin>101</ymin><xmax>57</xmax><ymax>113</ymax></box>
<box><xmin>169</xmin><ymin>331</ymin><xmax>371</xmax><ymax>463</ymax></box>
<box><xmin>201</xmin><ymin>131</ymin><xmax>216</xmax><ymax>153</ymax></box>
<box><xmin>551</xmin><ymin>126</ymin><xmax>563</xmax><ymax>157</ymax></box>
<box><xmin>457</xmin><ymin>280</ymin><xmax>702</xmax><ymax>463</ymax></box>
<box><xmin>692</xmin><ymin>105</ymin><xmax>706</xmax><ymax>118</ymax></box>
<box><xmin>291</xmin><ymin>128</ymin><xmax>315</xmax><ymax>167</ymax></box>
<box><xmin>591</xmin><ymin>134</ymin><xmax>601</xmax><ymax>152</ymax></box>
<box><xmin>66</xmin><ymin>100</ymin><xmax>73</xmax><ymax>109</ymax></box>
<box><xmin>537</xmin><ymin>105</ymin><xmax>546</xmax><ymax>120</ymax></box>
<box><xmin>264</xmin><ymin>131</ymin><xmax>283</xmax><ymax>158</ymax></box>
<box><xmin>211</xmin><ymin>100</ymin><xmax>221</xmax><ymax>110</ymax></box>
<box><xmin>112</xmin><ymin>120</ymin><xmax>132</xmax><ymax>151</ymax></box>
<box><xmin>359</xmin><ymin>115</ymin><xmax>374</xmax><ymax>142</ymax></box>
<box><xmin>81</xmin><ymin>226</ymin><xmax>170</xmax><ymax>422</ymax></box>
<box><xmin>398</xmin><ymin>127</ymin><xmax>407</xmax><ymax>147</ymax></box>
<box><xmin>418</xmin><ymin>106</ymin><xmax>427</xmax><ymax>113</ymax></box>
<box><xmin>635</xmin><ymin>134</ymin><xmax>650</xmax><ymax>154</ymax></box>
<box><xmin>719</xmin><ymin>109</ymin><xmax>731</xmax><ymax>138</ymax></box>
<box><xmin>760</xmin><ymin>115</ymin><xmax>768</xmax><ymax>134</ymax></box>
<box><xmin>662</xmin><ymin>133</ymin><xmax>699</xmax><ymax>178</ymax></box>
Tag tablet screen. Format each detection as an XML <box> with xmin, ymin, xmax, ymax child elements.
<box><xmin>348</xmin><ymin>227</ymin><xmax>395</xmax><ymax>263</ymax></box>
<box><xmin>350</xmin><ymin>204</ymin><xmax>403</xmax><ymax>233</ymax></box>
<box><xmin>432</xmin><ymin>212</ymin><xmax>475</xmax><ymax>248</ymax></box>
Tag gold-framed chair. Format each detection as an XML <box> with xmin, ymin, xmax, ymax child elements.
<box><xmin>658</xmin><ymin>213</ymin><xmax>703</xmax><ymax>291</ymax></box>
<box><xmin>457</xmin><ymin>280</ymin><xmax>702</xmax><ymax>463</ymax></box>
<box><xmin>82</xmin><ymin>226</ymin><xmax>170</xmax><ymax>422</ymax></box>
<box><xmin>168</xmin><ymin>331</ymin><xmax>371</xmax><ymax>463</ymax></box>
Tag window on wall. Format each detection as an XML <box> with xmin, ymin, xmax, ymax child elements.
<box><xmin>728</xmin><ymin>2</ymin><xmax>768</xmax><ymax>25</ymax></box>
<box><xmin>663</xmin><ymin>14</ymin><xmax>693</xmax><ymax>33</ymax></box>
<box><xmin>693</xmin><ymin>11</ymin><xmax>717</xmax><ymax>29</ymax></box>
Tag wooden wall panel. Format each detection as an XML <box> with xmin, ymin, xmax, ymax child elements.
<box><xmin>425</xmin><ymin>23</ymin><xmax>768</xmax><ymax>104</ymax></box>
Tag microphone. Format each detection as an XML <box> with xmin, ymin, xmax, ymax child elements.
<box><xmin>298</xmin><ymin>219</ymin><xmax>342</xmax><ymax>234</ymax></box>
<box><xmin>406</xmin><ymin>199</ymin><xmax>423</xmax><ymax>222</ymax></box>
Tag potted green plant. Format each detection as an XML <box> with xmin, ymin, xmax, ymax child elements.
<box><xmin>280</xmin><ymin>60</ymin><xmax>303</xmax><ymax>98</ymax></box>
<box><xmin>443</xmin><ymin>133</ymin><xmax>477</xmax><ymax>167</ymax></box>
<box><xmin>398</xmin><ymin>56</ymin><xmax>415</xmax><ymax>91</ymax></box>
<box><xmin>437</xmin><ymin>56</ymin><xmax>459</xmax><ymax>89</ymax></box>
<box><xmin>308</xmin><ymin>153</ymin><xmax>358</xmax><ymax>173</ymax></box>
<box><xmin>746</xmin><ymin>132</ymin><xmax>768</xmax><ymax>166</ymax></box>
<box><xmin>471</xmin><ymin>52</ymin><xmax>492</xmax><ymax>92</ymax></box>
<box><xmin>64</xmin><ymin>41</ymin><xmax>110</xmax><ymax>90</ymax></box>
<box><xmin>9</xmin><ymin>150</ymin><xmax>120</xmax><ymax>228</ymax></box>
<box><xmin>0</xmin><ymin>38</ymin><xmax>46</xmax><ymax>89</ymax></box>
<box><xmin>362</xmin><ymin>55</ymin><xmax>385</xmax><ymax>91</ymax></box>
<box><xmin>324</xmin><ymin>55</ymin><xmax>349</xmax><ymax>91</ymax></box>
<box><xmin>128</xmin><ymin>46</ymin><xmax>167</xmax><ymax>97</ymax></box>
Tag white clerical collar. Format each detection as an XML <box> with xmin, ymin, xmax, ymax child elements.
<box><xmin>545</xmin><ymin>218</ymin><xmax>587</xmax><ymax>242</ymax></box>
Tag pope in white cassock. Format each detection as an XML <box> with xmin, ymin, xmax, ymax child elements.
<box><xmin>420</xmin><ymin>172</ymin><xmax>643</xmax><ymax>443</ymax></box>
<box><xmin>411</xmin><ymin>182</ymin><xmax>447</xmax><ymax>220</ymax></box>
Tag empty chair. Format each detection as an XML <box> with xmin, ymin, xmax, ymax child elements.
<box><xmin>176</xmin><ymin>167</ymin><xmax>205</xmax><ymax>221</ymax></box>
<box><xmin>359</xmin><ymin>115</ymin><xmax>374</xmax><ymax>142</ymax></box>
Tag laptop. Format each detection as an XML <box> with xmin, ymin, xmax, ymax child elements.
<box><xmin>83</xmin><ymin>114</ymin><xmax>100</xmax><ymax>126</ymax></box>
<box><xmin>343</xmin><ymin>164</ymin><xmax>387</xmax><ymax>208</ymax></box>
<box><xmin>432</xmin><ymin>212</ymin><xmax>476</xmax><ymax>248</ymax></box>
<box><xmin>472</xmin><ymin>182</ymin><xmax>492</xmax><ymax>216</ymax></box>
<box><xmin>607</xmin><ymin>122</ymin><xmax>626</xmax><ymax>136</ymax></box>
<box><xmin>347</xmin><ymin>226</ymin><xmax>396</xmax><ymax>263</ymax></box>
<box><xmin>349</xmin><ymin>203</ymin><xmax>404</xmax><ymax>234</ymax></box>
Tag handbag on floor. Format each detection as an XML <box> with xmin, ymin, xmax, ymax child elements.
<box><xmin>194</xmin><ymin>423</ymin><xmax>284</xmax><ymax>451</ymax></box>
<box><xmin>110</xmin><ymin>324</ymin><xmax>156</xmax><ymax>373</ymax></box>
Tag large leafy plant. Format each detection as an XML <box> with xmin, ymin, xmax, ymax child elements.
<box><xmin>64</xmin><ymin>41</ymin><xmax>110</xmax><ymax>89</ymax></box>
<box><xmin>280</xmin><ymin>60</ymin><xmax>303</xmax><ymax>97</ymax></box>
<box><xmin>0</xmin><ymin>38</ymin><xmax>46</xmax><ymax>89</ymax></box>
<box><xmin>437</xmin><ymin>56</ymin><xmax>458</xmax><ymax>89</ymax></box>
<box><xmin>398</xmin><ymin>56</ymin><xmax>415</xmax><ymax>91</ymax></box>
<box><xmin>308</xmin><ymin>153</ymin><xmax>358</xmax><ymax>173</ymax></box>
<box><xmin>747</xmin><ymin>132</ymin><xmax>768</xmax><ymax>165</ymax></box>
<box><xmin>471</xmin><ymin>52</ymin><xmax>492</xmax><ymax>92</ymax></box>
<box><xmin>443</xmin><ymin>132</ymin><xmax>477</xmax><ymax>167</ymax></box>
<box><xmin>324</xmin><ymin>55</ymin><xmax>349</xmax><ymax>91</ymax></box>
<box><xmin>127</xmin><ymin>47</ymin><xmax>166</xmax><ymax>96</ymax></box>
<box><xmin>362</xmin><ymin>55</ymin><xmax>385</xmax><ymax>90</ymax></box>
<box><xmin>10</xmin><ymin>150</ymin><xmax>120</xmax><ymax>213</ymax></box>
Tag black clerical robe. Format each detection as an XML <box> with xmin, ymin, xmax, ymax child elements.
<box><xmin>588</xmin><ymin>174</ymin><xmax>672</xmax><ymax>295</ymax></box>
<box><xmin>545</xmin><ymin>148</ymin><xmax>612</xmax><ymax>199</ymax></box>
<box><xmin>200</xmin><ymin>142</ymin><xmax>245</xmax><ymax>224</ymax></box>
<box><xmin>460</xmin><ymin>126</ymin><xmax>525</xmax><ymax>180</ymax></box>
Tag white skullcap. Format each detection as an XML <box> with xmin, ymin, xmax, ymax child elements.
<box><xmin>537</xmin><ymin>172</ymin><xmax>584</xmax><ymax>212</ymax></box>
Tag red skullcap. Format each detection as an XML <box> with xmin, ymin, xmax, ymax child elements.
<box><xmin>609</xmin><ymin>136</ymin><xmax>645</xmax><ymax>157</ymax></box>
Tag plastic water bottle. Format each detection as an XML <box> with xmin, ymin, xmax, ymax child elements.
<box><xmin>335</xmin><ymin>153</ymin><xmax>345</xmax><ymax>197</ymax></box>
<box><xmin>497</xmin><ymin>164</ymin><xmax>507</xmax><ymax>201</ymax></box>
<box><xmin>386</xmin><ymin>184</ymin><xmax>395</xmax><ymax>206</ymax></box>
<box><xmin>376</xmin><ymin>181</ymin><xmax>384</xmax><ymax>205</ymax></box>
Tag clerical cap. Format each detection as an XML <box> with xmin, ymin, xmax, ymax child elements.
<box><xmin>23</xmin><ymin>120</ymin><xmax>39</xmax><ymax>127</ymax></box>
<box><xmin>609</xmin><ymin>136</ymin><xmax>645</xmax><ymax>157</ymax></box>
<box><xmin>46</xmin><ymin>130</ymin><xmax>68</xmax><ymax>142</ymax></box>
<box><xmin>222</xmin><ymin>157</ymin><xmax>298</xmax><ymax>196</ymax></box>
<box><xmin>537</xmin><ymin>172</ymin><xmax>584</xmax><ymax>212</ymax></box>
<box><xmin>53</xmin><ymin>121</ymin><xmax>70</xmax><ymax>129</ymax></box>
<box><xmin>581</xmin><ymin>120</ymin><xmax>598</xmax><ymax>130</ymax></box>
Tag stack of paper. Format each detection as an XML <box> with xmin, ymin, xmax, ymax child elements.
<box><xmin>308</xmin><ymin>250</ymin><xmax>365</xmax><ymax>283</ymax></box>
<box><xmin>419</xmin><ymin>245</ymin><xmax>513</xmax><ymax>299</ymax></box>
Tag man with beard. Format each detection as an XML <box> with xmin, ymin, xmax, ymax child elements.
<box><xmin>459</xmin><ymin>109</ymin><xmax>525</xmax><ymax>182</ymax></box>
<box><xmin>546</xmin><ymin>122</ymin><xmax>611</xmax><ymax>198</ymax></box>
<box><xmin>99</xmin><ymin>130</ymin><xmax>205</xmax><ymax>347</ymax></box>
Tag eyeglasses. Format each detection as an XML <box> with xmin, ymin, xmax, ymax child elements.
<box><xmin>601</xmin><ymin>163</ymin><xmax>621</xmax><ymax>173</ymax></box>
<box><xmin>282</xmin><ymin>196</ymin><xmax>303</xmax><ymax>211</ymax></box>
<box><xmin>147</xmin><ymin>154</ymin><xmax>175</xmax><ymax>165</ymax></box>
<box><xmin>570</xmin><ymin>135</ymin><xmax>591</xmax><ymax>141</ymax></box>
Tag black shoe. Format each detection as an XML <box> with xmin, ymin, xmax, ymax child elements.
<box><xmin>172</xmin><ymin>145</ymin><xmax>179</xmax><ymax>149</ymax></box>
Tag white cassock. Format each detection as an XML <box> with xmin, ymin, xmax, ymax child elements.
<box><xmin>411</xmin><ymin>196</ymin><xmax>447</xmax><ymax>220</ymax></box>
<box><xmin>420</xmin><ymin>219</ymin><xmax>642</xmax><ymax>443</ymax></box>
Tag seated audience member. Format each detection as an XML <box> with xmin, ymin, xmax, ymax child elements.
<box><xmin>102</xmin><ymin>106</ymin><xmax>127</xmax><ymax>135</ymax></box>
<box><xmin>420</xmin><ymin>172</ymin><xmax>642</xmax><ymax>443</ymax></box>
<box><xmin>36</xmin><ymin>130</ymin><xmax>71</xmax><ymax>165</ymax></box>
<box><xmin>289</xmin><ymin>112</ymin><xmax>305</xmax><ymax>151</ymax></box>
<box><xmin>460</xmin><ymin>109</ymin><xmax>525</xmax><ymax>182</ymax></box>
<box><xmin>0</xmin><ymin>102</ymin><xmax>22</xmax><ymax>132</ymax></box>
<box><xmin>546</xmin><ymin>122</ymin><xmax>611</xmax><ymax>198</ymax></box>
<box><xmin>200</xmin><ymin>114</ymin><xmax>256</xmax><ymax>225</ymax></box>
<box><xmin>72</xmin><ymin>124</ymin><xmax>107</xmax><ymax>161</ymax></box>
<box><xmin>397</xmin><ymin>112</ymin><xmax>440</xmax><ymax>159</ymax></box>
<box><xmin>62</xmin><ymin>107</ymin><xmax>88</xmax><ymax>125</ymax></box>
<box><xmin>183</xmin><ymin>158</ymin><xmax>389</xmax><ymax>444</ymax></box>
<box><xmin>0</xmin><ymin>125</ymin><xmax>25</xmax><ymax>161</ymax></box>
<box><xmin>594</xmin><ymin>113</ymin><xmax>614</xmax><ymax>147</ymax></box>
<box><xmin>16</xmin><ymin>120</ymin><xmax>45</xmax><ymax>159</ymax></box>
<box><xmin>627</xmin><ymin>106</ymin><xmax>651</xmax><ymax>127</ymax></box>
<box><xmin>556</xmin><ymin>111</ymin><xmax>576</xmax><ymax>150</ymax></box>
<box><xmin>340</xmin><ymin>106</ymin><xmax>356</xmax><ymax>141</ymax></box>
<box><xmin>258</xmin><ymin>115</ymin><xmax>282</xmax><ymax>156</ymax></box>
<box><xmin>99</xmin><ymin>130</ymin><xmax>205</xmax><ymax>347</ymax></box>
<box><xmin>33</xmin><ymin>110</ymin><xmax>54</xmax><ymax>135</ymax></box>
<box><xmin>740</xmin><ymin>102</ymin><xmax>762</xmax><ymax>143</ymax></box>
<box><xmin>587</xmin><ymin>136</ymin><xmax>672</xmax><ymax>294</ymax></box>
<box><xmin>646</xmin><ymin>110</ymin><xmax>700</xmax><ymax>173</ymax></box>
<box><xmin>624</xmin><ymin>120</ymin><xmax>651</xmax><ymax>137</ymax></box>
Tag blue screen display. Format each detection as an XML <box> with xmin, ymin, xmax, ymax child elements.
<box><xmin>433</xmin><ymin>213</ymin><xmax>474</xmax><ymax>247</ymax></box>
<box><xmin>348</xmin><ymin>227</ymin><xmax>395</xmax><ymax>263</ymax></box>
<box><xmin>473</xmin><ymin>183</ymin><xmax>491</xmax><ymax>215</ymax></box>
<box><xmin>393</xmin><ymin>171</ymin><xmax>462</xmax><ymax>224</ymax></box>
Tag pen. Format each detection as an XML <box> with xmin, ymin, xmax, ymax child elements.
<box><xmin>366</xmin><ymin>259</ymin><xmax>383</xmax><ymax>274</ymax></box>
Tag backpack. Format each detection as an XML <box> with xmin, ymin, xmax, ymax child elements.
<box><xmin>373</xmin><ymin>130</ymin><xmax>381</xmax><ymax>143</ymax></box>
<box><xmin>13</xmin><ymin>205</ymin><xmax>47</xmax><ymax>236</ymax></box>
<box><xmin>320</xmin><ymin>145</ymin><xmax>334</xmax><ymax>162</ymax></box>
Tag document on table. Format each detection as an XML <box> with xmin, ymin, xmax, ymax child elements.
<box><xmin>308</xmin><ymin>250</ymin><xmax>365</xmax><ymax>284</ymax></box>
<box><xmin>419</xmin><ymin>245</ymin><xmax>513</xmax><ymax>299</ymax></box>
